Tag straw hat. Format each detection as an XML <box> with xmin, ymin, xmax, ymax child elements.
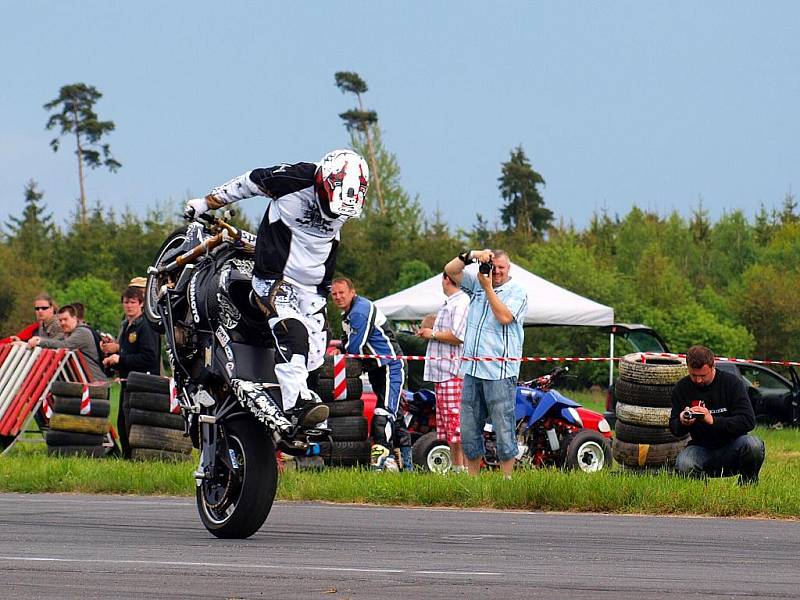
<box><xmin>129</xmin><ymin>276</ymin><xmax>147</xmax><ymax>288</ymax></box>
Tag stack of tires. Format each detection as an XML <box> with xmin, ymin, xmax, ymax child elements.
<box><xmin>313</xmin><ymin>355</ymin><xmax>370</xmax><ymax>467</ymax></box>
<box><xmin>124</xmin><ymin>372</ymin><xmax>192</xmax><ymax>461</ymax></box>
<box><xmin>45</xmin><ymin>381</ymin><xmax>111</xmax><ymax>457</ymax></box>
<box><xmin>612</xmin><ymin>353</ymin><xmax>689</xmax><ymax>469</ymax></box>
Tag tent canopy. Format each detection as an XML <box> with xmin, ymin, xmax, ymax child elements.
<box><xmin>374</xmin><ymin>262</ymin><xmax>614</xmax><ymax>327</ymax></box>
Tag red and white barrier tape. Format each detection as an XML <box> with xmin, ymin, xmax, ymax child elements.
<box><xmin>339</xmin><ymin>352</ymin><xmax>800</xmax><ymax>368</ymax></box>
<box><xmin>332</xmin><ymin>354</ymin><xmax>347</xmax><ymax>400</ymax></box>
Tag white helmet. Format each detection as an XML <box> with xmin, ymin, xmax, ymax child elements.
<box><xmin>314</xmin><ymin>149</ymin><xmax>369</xmax><ymax>219</ymax></box>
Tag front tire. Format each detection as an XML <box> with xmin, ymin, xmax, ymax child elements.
<box><xmin>196</xmin><ymin>418</ymin><xmax>277</xmax><ymax>539</ymax></box>
<box><xmin>145</xmin><ymin>228</ymin><xmax>188</xmax><ymax>333</ymax></box>
<box><xmin>561</xmin><ymin>429</ymin><xmax>612</xmax><ymax>473</ymax></box>
<box><xmin>412</xmin><ymin>431</ymin><xmax>452</xmax><ymax>473</ymax></box>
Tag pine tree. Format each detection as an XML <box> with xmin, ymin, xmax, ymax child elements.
<box><xmin>498</xmin><ymin>146</ymin><xmax>552</xmax><ymax>238</ymax></box>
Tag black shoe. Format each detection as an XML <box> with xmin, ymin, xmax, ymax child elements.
<box><xmin>286</xmin><ymin>398</ymin><xmax>329</xmax><ymax>428</ymax></box>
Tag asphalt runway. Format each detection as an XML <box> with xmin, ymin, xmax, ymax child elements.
<box><xmin>0</xmin><ymin>493</ymin><xmax>797</xmax><ymax>600</ymax></box>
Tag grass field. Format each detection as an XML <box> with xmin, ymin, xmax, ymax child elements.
<box><xmin>2</xmin><ymin>386</ymin><xmax>798</xmax><ymax>519</ymax></box>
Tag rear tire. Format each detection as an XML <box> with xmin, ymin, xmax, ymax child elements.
<box><xmin>196</xmin><ymin>418</ymin><xmax>277</xmax><ymax>539</ymax></box>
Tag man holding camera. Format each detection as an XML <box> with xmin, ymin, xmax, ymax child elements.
<box><xmin>670</xmin><ymin>345</ymin><xmax>765</xmax><ymax>485</ymax></box>
<box><xmin>444</xmin><ymin>249</ymin><xmax>528</xmax><ymax>478</ymax></box>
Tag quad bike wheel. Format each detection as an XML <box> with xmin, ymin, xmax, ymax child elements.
<box><xmin>196</xmin><ymin>417</ymin><xmax>277</xmax><ymax>539</ymax></box>
<box><xmin>561</xmin><ymin>429</ymin><xmax>612</xmax><ymax>473</ymax></box>
<box><xmin>412</xmin><ymin>431</ymin><xmax>452</xmax><ymax>473</ymax></box>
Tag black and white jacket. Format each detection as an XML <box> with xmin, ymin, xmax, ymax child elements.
<box><xmin>209</xmin><ymin>162</ymin><xmax>349</xmax><ymax>294</ymax></box>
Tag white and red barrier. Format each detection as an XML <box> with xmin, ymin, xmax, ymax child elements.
<box><xmin>332</xmin><ymin>354</ymin><xmax>348</xmax><ymax>400</ymax></box>
<box><xmin>0</xmin><ymin>342</ymin><xmax>90</xmax><ymax>450</ymax></box>
<box><xmin>338</xmin><ymin>351</ymin><xmax>800</xmax><ymax>368</ymax></box>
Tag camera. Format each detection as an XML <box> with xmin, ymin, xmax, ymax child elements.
<box><xmin>681</xmin><ymin>409</ymin><xmax>697</xmax><ymax>421</ymax></box>
<box><xmin>479</xmin><ymin>260</ymin><xmax>494</xmax><ymax>275</ymax></box>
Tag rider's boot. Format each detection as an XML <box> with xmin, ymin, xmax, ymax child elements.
<box><xmin>370</xmin><ymin>410</ymin><xmax>398</xmax><ymax>472</ymax></box>
<box><xmin>285</xmin><ymin>390</ymin><xmax>329</xmax><ymax>428</ymax></box>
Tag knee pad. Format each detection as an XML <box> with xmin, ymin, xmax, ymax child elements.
<box><xmin>371</xmin><ymin>411</ymin><xmax>395</xmax><ymax>449</ymax></box>
<box><xmin>272</xmin><ymin>318</ymin><xmax>309</xmax><ymax>364</ymax></box>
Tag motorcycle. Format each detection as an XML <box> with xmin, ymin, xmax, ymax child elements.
<box><xmin>410</xmin><ymin>367</ymin><xmax>613</xmax><ymax>473</ymax></box>
<box><xmin>145</xmin><ymin>212</ymin><xmax>327</xmax><ymax>539</ymax></box>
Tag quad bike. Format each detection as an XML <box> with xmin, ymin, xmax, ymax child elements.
<box><xmin>145</xmin><ymin>212</ymin><xmax>327</xmax><ymax>539</ymax></box>
<box><xmin>411</xmin><ymin>367</ymin><xmax>613</xmax><ymax>473</ymax></box>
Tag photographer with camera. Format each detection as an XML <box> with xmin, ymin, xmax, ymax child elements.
<box><xmin>670</xmin><ymin>345</ymin><xmax>765</xmax><ymax>485</ymax></box>
<box><xmin>444</xmin><ymin>249</ymin><xmax>527</xmax><ymax>478</ymax></box>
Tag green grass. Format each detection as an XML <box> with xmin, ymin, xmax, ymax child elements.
<box><xmin>2</xmin><ymin>388</ymin><xmax>799</xmax><ymax>519</ymax></box>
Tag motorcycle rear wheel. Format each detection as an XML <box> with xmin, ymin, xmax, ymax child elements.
<box><xmin>412</xmin><ymin>431</ymin><xmax>452</xmax><ymax>473</ymax></box>
<box><xmin>145</xmin><ymin>227</ymin><xmax>188</xmax><ymax>333</ymax></box>
<box><xmin>196</xmin><ymin>418</ymin><xmax>277</xmax><ymax>539</ymax></box>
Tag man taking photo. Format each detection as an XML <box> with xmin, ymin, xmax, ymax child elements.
<box><xmin>444</xmin><ymin>249</ymin><xmax>528</xmax><ymax>478</ymax></box>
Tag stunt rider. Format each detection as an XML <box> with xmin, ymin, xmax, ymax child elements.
<box><xmin>185</xmin><ymin>150</ymin><xmax>369</xmax><ymax>429</ymax></box>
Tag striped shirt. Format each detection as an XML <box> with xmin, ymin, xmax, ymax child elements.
<box><xmin>459</xmin><ymin>271</ymin><xmax>527</xmax><ymax>380</ymax></box>
<box><xmin>423</xmin><ymin>290</ymin><xmax>470</xmax><ymax>382</ymax></box>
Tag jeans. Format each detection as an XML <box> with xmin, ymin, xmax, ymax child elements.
<box><xmin>460</xmin><ymin>374</ymin><xmax>518</xmax><ymax>461</ymax></box>
<box><xmin>675</xmin><ymin>435</ymin><xmax>765</xmax><ymax>483</ymax></box>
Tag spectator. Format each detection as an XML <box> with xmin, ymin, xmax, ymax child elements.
<box><xmin>101</xmin><ymin>286</ymin><xmax>161</xmax><ymax>458</ymax></box>
<box><xmin>28</xmin><ymin>305</ymin><xmax>107</xmax><ymax>382</ymax></box>
<box><xmin>444</xmin><ymin>249</ymin><xmax>528</xmax><ymax>478</ymax></box>
<box><xmin>331</xmin><ymin>277</ymin><xmax>408</xmax><ymax>471</ymax></box>
<box><xmin>670</xmin><ymin>345</ymin><xmax>765</xmax><ymax>485</ymax></box>
<box><xmin>418</xmin><ymin>272</ymin><xmax>470</xmax><ymax>473</ymax></box>
<box><xmin>1</xmin><ymin>293</ymin><xmax>64</xmax><ymax>344</ymax></box>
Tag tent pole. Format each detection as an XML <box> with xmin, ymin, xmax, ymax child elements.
<box><xmin>609</xmin><ymin>332</ymin><xmax>615</xmax><ymax>387</ymax></box>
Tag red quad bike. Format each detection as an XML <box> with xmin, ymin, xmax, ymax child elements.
<box><xmin>409</xmin><ymin>367</ymin><xmax>613</xmax><ymax>473</ymax></box>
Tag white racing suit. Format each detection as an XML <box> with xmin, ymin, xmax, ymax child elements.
<box><xmin>205</xmin><ymin>161</ymin><xmax>349</xmax><ymax>412</ymax></box>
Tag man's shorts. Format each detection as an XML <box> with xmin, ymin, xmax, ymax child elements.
<box><xmin>434</xmin><ymin>377</ymin><xmax>463</xmax><ymax>444</ymax></box>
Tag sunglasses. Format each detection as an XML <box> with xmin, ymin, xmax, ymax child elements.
<box><xmin>34</xmin><ymin>306</ymin><xmax>51</xmax><ymax>311</ymax></box>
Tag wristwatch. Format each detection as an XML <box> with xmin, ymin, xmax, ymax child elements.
<box><xmin>458</xmin><ymin>250</ymin><xmax>474</xmax><ymax>265</ymax></box>
<box><xmin>432</xmin><ymin>331</ymin><xmax>437</xmax><ymax>341</ymax></box>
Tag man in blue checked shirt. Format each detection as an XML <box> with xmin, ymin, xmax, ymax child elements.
<box><xmin>444</xmin><ymin>249</ymin><xmax>528</xmax><ymax>478</ymax></box>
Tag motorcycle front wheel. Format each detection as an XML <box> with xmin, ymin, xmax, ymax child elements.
<box><xmin>561</xmin><ymin>429</ymin><xmax>612</xmax><ymax>473</ymax></box>
<box><xmin>144</xmin><ymin>227</ymin><xmax>188</xmax><ymax>333</ymax></box>
<box><xmin>196</xmin><ymin>418</ymin><xmax>277</xmax><ymax>539</ymax></box>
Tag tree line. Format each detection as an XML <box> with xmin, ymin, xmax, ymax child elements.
<box><xmin>2</xmin><ymin>76</ymin><xmax>797</xmax><ymax>386</ymax></box>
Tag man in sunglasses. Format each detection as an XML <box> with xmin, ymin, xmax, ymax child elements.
<box><xmin>1</xmin><ymin>292</ymin><xmax>64</xmax><ymax>344</ymax></box>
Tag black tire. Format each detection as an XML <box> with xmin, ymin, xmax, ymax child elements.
<box><xmin>560</xmin><ymin>430</ymin><xmax>612</xmax><ymax>472</ymax></box>
<box><xmin>328</xmin><ymin>416</ymin><xmax>369</xmax><ymax>442</ymax></box>
<box><xmin>127</xmin><ymin>391</ymin><xmax>171</xmax><ymax>412</ymax></box>
<box><xmin>618</xmin><ymin>353</ymin><xmax>687</xmax><ymax>386</ymax></box>
<box><xmin>45</xmin><ymin>429</ymin><xmax>105</xmax><ymax>447</ymax></box>
<box><xmin>614</xmin><ymin>421</ymin><xmax>685</xmax><ymax>445</ymax></box>
<box><xmin>128</xmin><ymin>408</ymin><xmax>185</xmax><ymax>431</ymax></box>
<box><xmin>128</xmin><ymin>424</ymin><xmax>192</xmax><ymax>453</ymax></box>
<box><xmin>145</xmin><ymin>227</ymin><xmax>189</xmax><ymax>333</ymax></box>
<box><xmin>126</xmin><ymin>372</ymin><xmax>170</xmax><ymax>394</ymax></box>
<box><xmin>615</xmin><ymin>402</ymin><xmax>672</xmax><ymax>428</ymax></box>
<box><xmin>323</xmin><ymin>399</ymin><xmax>364</xmax><ymax>418</ymax></box>
<box><xmin>614</xmin><ymin>378</ymin><xmax>674</xmax><ymax>408</ymax></box>
<box><xmin>51</xmin><ymin>396</ymin><xmax>111</xmax><ymax>418</ymax></box>
<box><xmin>317</xmin><ymin>440</ymin><xmax>371</xmax><ymax>467</ymax></box>
<box><xmin>319</xmin><ymin>356</ymin><xmax>363</xmax><ymax>378</ymax></box>
<box><xmin>47</xmin><ymin>445</ymin><xmax>108</xmax><ymax>458</ymax></box>
<box><xmin>197</xmin><ymin>418</ymin><xmax>278</xmax><ymax>539</ymax></box>
<box><xmin>612</xmin><ymin>437</ymin><xmax>689</xmax><ymax>468</ymax></box>
<box><xmin>315</xmin><ymin>377</ymin><xmax>363</xmax><ymax>402</ymax></box>
<box><xmin>49</xmin><ymin>381</ymin><xmax>110</xmax><ymax>400</ymax></box>
<box><xmin>131</xmin><ymin>448</ymin><xmax>191</xmax><ymax>461</ymax></box>
<box><xmin>412</xmin><ymin>431</ymin><xmax>452</xmax><ymax>473</ymax></box>
<box><xmin>49</xmin><ymin>414</ymin><xmax>110</xmax><ymax>435</ymax></box>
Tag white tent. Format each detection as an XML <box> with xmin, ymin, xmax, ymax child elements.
<box><xmin>375</xmin><ymin>262</ymin><xmax>614</xmax><ymax>326</ymax></box>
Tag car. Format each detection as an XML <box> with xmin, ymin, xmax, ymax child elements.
<box><xmin>602</xmin><ymin>323</ymin><xmax>800</xmax><ymax>428</ymax></box>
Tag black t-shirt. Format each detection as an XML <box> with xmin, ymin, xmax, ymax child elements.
<box><xmin>117</xmin><ymin>315</ymin><xmax>161</xmax><ymax>378</ymax></box>
<box><xmin>669</xmin><ymin>367</ymin><xmax>755</xmax><ymax>448</ymax></box>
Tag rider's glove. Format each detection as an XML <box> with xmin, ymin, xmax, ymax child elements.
<box><xmin>184</xmin><ymin>197</ymin><xmax>209</xmax><ymax>220</ymax></box>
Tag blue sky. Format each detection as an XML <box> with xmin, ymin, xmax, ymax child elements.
<box><xmin>2</xmin><ymin>2</ymin><xmax>798</xmax><ymax>233</ymax></box>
